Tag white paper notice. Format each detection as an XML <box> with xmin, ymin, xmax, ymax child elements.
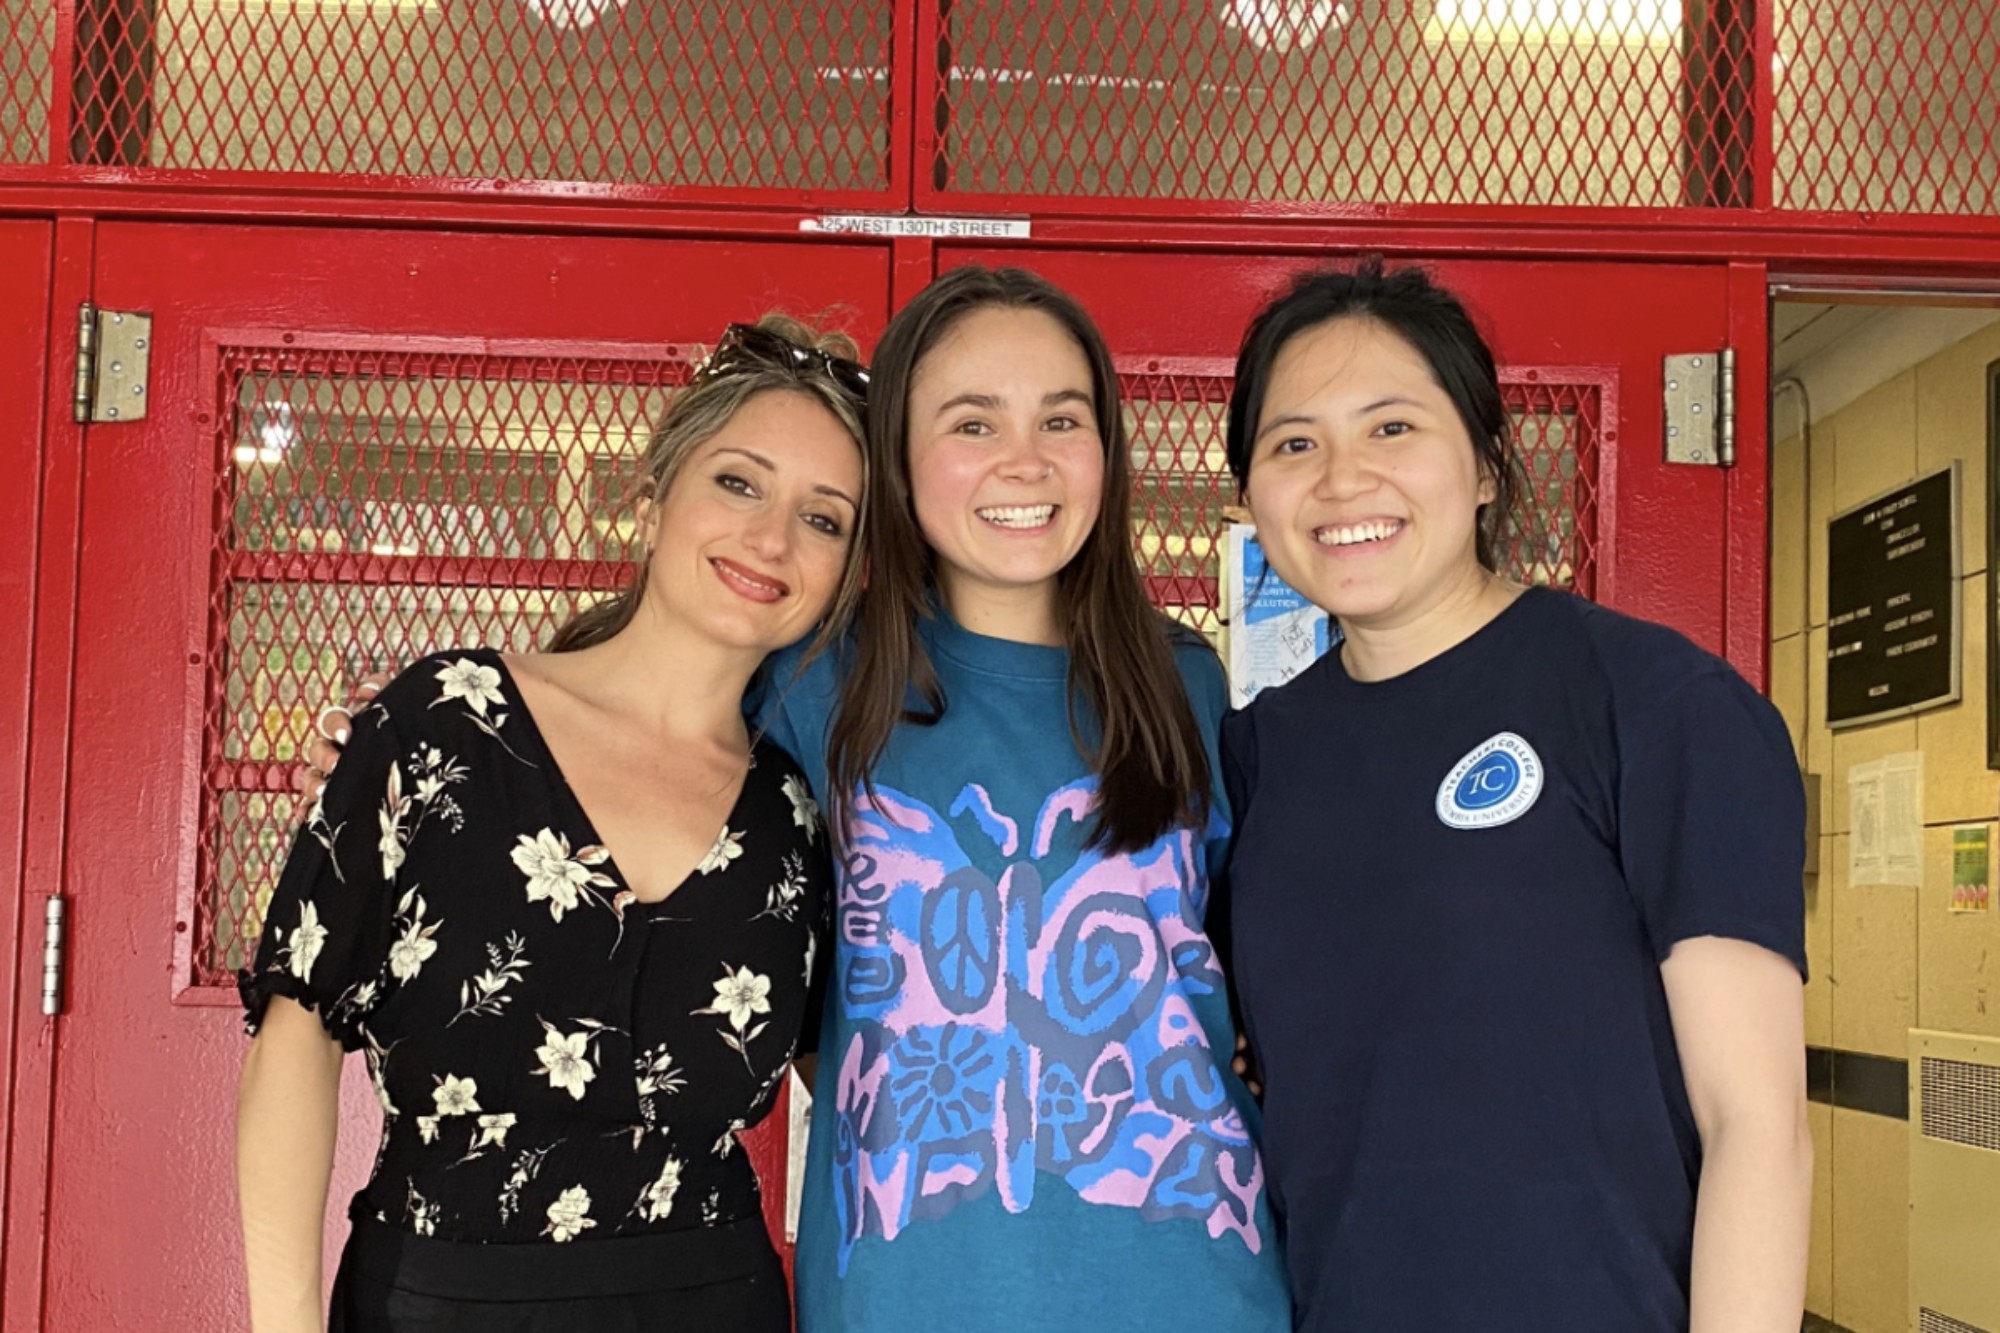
<box><xmin>1848</xmin><ymin>751</ymin><xmax>1924</xmax><ymax>887</ymax></box>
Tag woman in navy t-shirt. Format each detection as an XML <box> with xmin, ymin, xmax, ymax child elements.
<box><xmin>1218</xmin><ymin>260</ymin><xmax>1811</xmax><ymax>1333</ymax></box>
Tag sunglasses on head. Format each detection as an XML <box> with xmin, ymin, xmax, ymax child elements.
<box><xmin>695</xmin><ymin>323</ymin><xmax>870</xmax><ymax>398</ymax></box>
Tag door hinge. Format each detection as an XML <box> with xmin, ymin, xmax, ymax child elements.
<box><xmin>41</xmin><ymin>895</ymin><xmax>67</xmax><ymax>1017</ymax></box>
<box><xmin>1663</xmin><ymin>348</ymin><xmax>1735</xmax><ymax>467</ymax></box>
<box><xmin>72</xmin><ymin>302</ymin><xmax>153</xmax><ymax>424</ymax></box>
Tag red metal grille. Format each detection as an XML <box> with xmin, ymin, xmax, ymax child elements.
<box><xmin>69</xmin><ymin>0</ymin><xmax>891</xmax><ymax>189</ymax></box>
<box><xmin>1507</xmin><ymin>379</ymin><xmax>1602</xmax><ymax>596</ymax></box>
<box><xmin>1</xmin><ymin>0</ymin><xmax>53</xmax><ymax>162</ymax></box>
<box><xmin>1127</xmin><ymin>369</ymin><xmax>1233</xmax><ymax>640</ymax></box>
<box><xmin>1776</xmin><ymin>0</ymin><xmax>2000</xmax><ymax>214</ymax></box>
<box><xmin>196</xmin><ymin>345</ymin><xmax>679</xmax><ymax>985</ymax></box>
<box><xmin>927</xmin><ymin>1</ymin><xmax>1753</xmax><ymax>209</ymax></box>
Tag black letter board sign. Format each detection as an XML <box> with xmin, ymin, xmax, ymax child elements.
<box><xmin>1826</xmin><ymin>464</ymin><xmax>1960</xmax><ymax>728</ymax></box>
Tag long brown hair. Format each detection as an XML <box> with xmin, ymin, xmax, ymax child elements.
<box><xmin>826</xmin><ymin>266</ymin><xmax>1212</xmax><ymax>855</ymax></box>
<box><xmin>549</xmin><ymin>313</ymin><xmax>870</xmax><ymax>657</ymax></box>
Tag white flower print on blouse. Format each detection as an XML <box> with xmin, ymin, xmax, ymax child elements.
<box><xmin>634</xmin><ymin>1044</ymin><xmax>688</xmax><ymax>1127</ymax></box>
<box><xmin>476</xmin><ymin>1113</ymin><xmax>515</xmax><ymax>1149</ymax></box>
<box><xmin>448</xmin><ymin>932</ymin><xmax>530</xmax><ymax>1026</ymax></box>
<box><xmin>498</xmin><ymin>1145</ymin><xmax>553</xmax><ymax>1226</ymax></box>
<box><xmin>406</xmin><ymin>1184</ymin><xmax>440</xmax><ymax>1237</ymax></box>
<box><xmin>754</xmin><ymin>851</ymin><xmax>809</xmax><ymax>923</ymax></box>
<box><xmin>278</xmin><ymin>900</ymin><xmax>329</xmax><ymax>982</ymax></box>
<box><xmin>386</xmin><ymin>889</ymin><xmax>441</xmax><ymax>982</ymax></box>
<box><xmin>697</xmin><ymin>826</ymin><xmax>745</xmax><ymax>875</ymax></box>
<box><xmin>781</xmin><ymin>774</ymin><xmax>820</xmax><ymax>843</ymax></box>
<box><xmin>512</xmin><ymin>829</ymin><xmax>619</xmax><ymax>924</ymax></box>
<box><xmin>543</xmin><ymin>1186</ymin><xmax>596</xmax><ymax>1243</ymax></box>
<box><xmin>434</xmin><ymin>658</ymin><xmax>504</xmax><ymax>718</ymax></box>
<box><xmin>431</xmin><ymin>658</ymin><xmax>534</xmax><ymax>764</ymax></box>
<box><xmin>694</xmin><ymin>964</ymin><xmax>772</xmax><ymax>1072</ymax></box>
<box><xmin>433</xmin><ymin>1074</ymin><xmax>481</xmax><ymax>1117</ymax></box>
<box><xmin>533</xmin><ymin>1018</ymin><xmax>617</xmax><ymax>1100</ymax></box>
<box><xmin>377</xmin><ymin>748</ymin><xmax>470</xmax><ymax>884</ymax></box>
<box><xmin>636</xmin><ymin>1155</ymin><xmax>683</xmax><ymax>1222</ymax></box>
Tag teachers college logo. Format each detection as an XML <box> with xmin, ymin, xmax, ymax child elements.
<box><xmin>1435</xmin><ymin>732</ymin><xmax>1543</xmax><ymax>830</ymax></box>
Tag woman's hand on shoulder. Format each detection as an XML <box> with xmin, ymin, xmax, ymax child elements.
<box><xmin>293</xmin><ymin>670</ymin><xmax>395</xmax><ymax>819</ymax></box>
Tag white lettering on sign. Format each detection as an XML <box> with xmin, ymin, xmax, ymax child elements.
<box><xmin>1886</xmin><ymin>593</ymin><xmax>1912</xmax><ymax>608</ymax></box>
<box><xmin>1866</xmin><ymin>494</ymin><xmax>1916</xmax><ymax>525</ymax></box>
<box><xmin>801</xmin><ymin>214</ymin><xmax>1033</xmax><ymax>239</ymax></box>
<box><xmin>1888</xmin><ymin>537</ymin><xmax>1928</xmax><ymax>560</ymax></box>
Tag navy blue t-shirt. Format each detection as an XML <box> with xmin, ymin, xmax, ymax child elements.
<box><xmin>1219</xmin><ymin>588</ymin><xmax>1805</xmax><ymax>1333</ymax></box>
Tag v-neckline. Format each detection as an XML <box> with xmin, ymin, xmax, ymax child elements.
<box><xmin>487</xmin><ymin>652</ymin><xmax>760</xmax><ymax>911</ymax></box>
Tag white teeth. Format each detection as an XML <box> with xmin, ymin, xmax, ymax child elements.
<box><xmin>1315</xmin><ymin>520</ymin><xmax>1403</xmax><ymax>547</ymax></box>
<box><xmin>978</xmin><ymin>505</ymin><xmax>1056</xmax><ymax>529</ymax></box>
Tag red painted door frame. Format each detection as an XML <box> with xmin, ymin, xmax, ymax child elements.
<box><xmin>0</xmin><ymin>216</ymin><xmax>56</xmax><ymax>1312</ymax></box>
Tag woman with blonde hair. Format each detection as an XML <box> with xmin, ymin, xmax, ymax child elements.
<box><xmin>238</xmin><ymin>316</ymin><xmax>870</xmax><ymax>1332</ymax></box>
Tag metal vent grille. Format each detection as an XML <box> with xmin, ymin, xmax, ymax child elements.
<box><xmin>1920</xmin><ymin>1309</ymin><xmax>1993</xmax><ymax>1333</ymax></box>
<box><xmin>1776</xmin><ymin>0</ymin><xmax>2000</xmax><ymax>214</ymax></box>
<box><xmin>929</xmin><ymin>0</ymin><xmax>1750</xmax><ymax>209</ymax></box>
<box><xmin>197</xmin><ymin>344</ymin><xmax>679</xmax><ymax>985</ymax></box>
<box><xmin>0</xmin><ymin>0</ymin><xmax>52</xmax><ymax>163</ymax></box>
<box><xmin>1921</xmin><ymin>1056</ymin><xmax>2000</xmax><ymax>1153</ymax></box>
<box><xmin>68</xmin><ymin>0</ymin><xmax>891</xmax><ymax>190</ymax></box>
<box><xmin>1126</xmin><ymin>370</ymin><xmax>1232</xmax><ymax>641</ymax></box>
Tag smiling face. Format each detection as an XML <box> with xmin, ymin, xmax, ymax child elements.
<box><xmin>641</xmin><ymin>388</ymin><xmax>863</xmax><ymax>655</ymax></box>
<box><xmin>904</xmin><ymin>305</ymin><xmax>1106</xmax><ymax>631</ymax></box>
<box><xmin>1243</xmin><ymin>316</ymin><xmax>1496</xmax><ymax>632</ymax></box>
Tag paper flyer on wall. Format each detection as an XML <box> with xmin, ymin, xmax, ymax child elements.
<box><xmin>1223</xmin><ymin>523</ymin><xmax>1332</xmax><ymax>709</ymax></box>
<box><xmin>1848</xmin><ymin>751</ymin><xmax>1924</xmax><ymax>888</ymax></box>
<box><xmin>1951</xmin><ymin>824</ymin><xmax>1991</xmax><ymax>913</ymax></box>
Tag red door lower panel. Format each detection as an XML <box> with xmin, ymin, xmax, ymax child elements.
<box><xmin>43</xmin><ymin>224</ymin><xmax>891</xmax><ymax>1331</ymax></box>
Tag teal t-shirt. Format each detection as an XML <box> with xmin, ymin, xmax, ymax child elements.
<box><xmin>758</xmin><ymin>612</ymin><xmax>1290</xmax><ymax>1333</ymax></box>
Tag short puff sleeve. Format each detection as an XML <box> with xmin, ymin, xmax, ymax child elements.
<box><xmin>238</xmin><ymin>704</ymin><xmax>407</xmax><ymax>1048</ymax></box>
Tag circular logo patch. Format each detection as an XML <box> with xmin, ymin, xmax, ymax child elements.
<box><xmin>1435</xmin><ymin>732</ymin><xmax>1543</xmax><ymax>830</ymax></box>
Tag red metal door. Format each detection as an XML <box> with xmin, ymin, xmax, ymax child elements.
<box><xmin>0</xmin><ymin>219</ymin><xmax>55</xmax><ymax>1309</ymax></box>
<box><xmin>36</xmin><ymin>223</ymin><xmax>890</xmax><ymax>1331</ymax></box>
<box><xmin>948</xmin><ymin>249</ymin><xmax>1769</xmax><ymax>682</ymax></box>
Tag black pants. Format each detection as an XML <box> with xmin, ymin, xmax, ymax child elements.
<box><xmin>330</xmin><ymin>1216</ymin><xmax>792</xmax><ymax>1333</ymax></box>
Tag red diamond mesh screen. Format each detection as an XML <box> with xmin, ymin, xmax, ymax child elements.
<box><xmin>0</xmin><ymin>0</ymin><xmax>53</xmax><ymax>163</ymax></box>
<box><xmin>11</xmin><ymin>0</ymin><xmax>2000</xmax><ymax>218</ymax></box>
<box><xmin>928</xmin><ymin>1</ymin><xmax>1753</xmax><ymax>209</ymax></box>
<box><xmin>198</xmin><ymin>352</ymin><xmax>1598</xmax><ymax>985</ymax></box>
<box><xmin>198</xmin><ymin>346</ymin><xmax>677</xmax><ymax>984</ymax></box>
<box><xmin>68</xmin><ymin>0</ymin><xmax>891</xmax><ymax>188</ymax></box>
<box><xmin>1776</xmin><ymin>0</ymin><xmax>2000</xmax><ymax>213</ymax></box>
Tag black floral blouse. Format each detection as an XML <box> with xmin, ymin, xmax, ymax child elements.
<box><xmin>241</xmin><ymin>649</ymin><xmax>832</xmax><ymax>1245</ymax></box>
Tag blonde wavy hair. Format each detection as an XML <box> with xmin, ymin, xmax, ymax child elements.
<box><xmin>549</xmin><ymin>312</ymin><xmax>869</xmax><ymax>660</ymax></box>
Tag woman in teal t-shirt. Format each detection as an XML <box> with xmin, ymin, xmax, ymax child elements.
<box><xmin>763</xmin><ymin>266</ymin><xmax>1288</xmax><ymax>1332</ymax></box>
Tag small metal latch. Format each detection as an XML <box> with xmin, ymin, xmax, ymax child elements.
<box><xmin>1663</xmin><ymin>349</ymin><xmax>1735</xmax><ymax>467</ymax></box>
<box><xmin>73</xmin><ymin>303</ymin><xmax>153</xmax><ymax>424</ymax></box>
<box><xmin>41</xmin><ymin>895</ymin><xmax>66</xmax><ymax>1017</ymax></box>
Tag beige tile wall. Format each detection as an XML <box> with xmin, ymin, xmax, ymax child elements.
<box><xmin>1770</xmin><ymin>317</ymin><xmax>2000</xmax><ymax>1331</ymax></box>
